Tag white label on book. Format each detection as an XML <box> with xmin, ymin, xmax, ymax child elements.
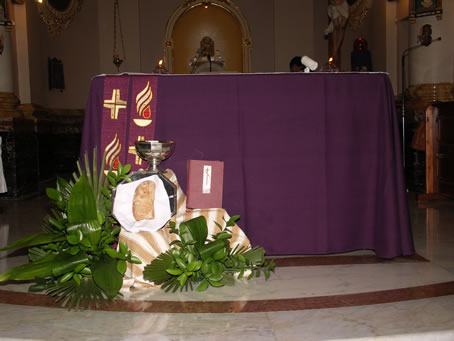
<box><xmin>203</xmin><ymin>165</ymin><xmax>212</xmax><ymax>194</ymax></box>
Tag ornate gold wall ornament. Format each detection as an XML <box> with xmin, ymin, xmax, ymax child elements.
<box><xmin>183</xmin><ymin>0</ymin><xmax>231</xmax><ymax>8</ymax></box>
<box><xmin>348</xmin><ymin>0</ymin><xmax>373</xmax><ymax>32</ymax></box>
<box><xmin>35</xmin><ymin>0</ymin><xmax>83</xmax><ymax>36</ymax></box>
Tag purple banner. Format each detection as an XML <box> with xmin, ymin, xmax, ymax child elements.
<box><xmin>100</xmin><ymin>75</ymin><xmax>158</xmax><ymax>173</ymax></box>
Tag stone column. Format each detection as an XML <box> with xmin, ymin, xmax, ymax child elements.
<box><xmin>0</xmin><ymin>24</ymin><xmax>20</xmax><ymax>118</ymax></box>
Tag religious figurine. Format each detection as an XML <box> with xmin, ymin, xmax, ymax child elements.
<box><xmin>351</xmin><ymin>37</ymin><xmax>372</xmax><ymax>72</ymax></box>
<box><xmin>189</xmin><ymin>36</ymin><xmax>224</xmax><ymax>74</ymax></box>
<box><xmin>325</xmin><ymin>0</ymin><xmax>349</xmax><ymax>66</ymax></box>
<box><xmin>324</xmin><ymin>0</ymin><xmax>372</xmax><ymax>70</ymax></box>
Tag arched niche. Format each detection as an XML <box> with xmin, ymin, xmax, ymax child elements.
<box><xmin>163</xmin><ymin>0</ymin><xmax>252</xmax><ymax>73</ymax></box>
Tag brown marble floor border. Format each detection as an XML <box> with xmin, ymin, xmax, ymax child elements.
<box><xmin>270</xmin><ymin>254</ymin><xmax>427</xmax><ymax>267</ymax></box>
<box><xmin>1</xmin><ymin>281</ymin><xmax>452</xmax><ymax>314</ymax></box>
<box><xmin>0</xmin><ymin>254</ymin><xmax>434</xmax><ymax>313</ymax></box>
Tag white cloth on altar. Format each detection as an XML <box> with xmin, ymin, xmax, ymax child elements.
<box><xmin>0</xmin><ymin>137</ymin><xmax>7</xmax><ymax>193</ymax></box>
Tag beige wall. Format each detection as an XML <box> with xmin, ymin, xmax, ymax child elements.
<box><xmin>313</xmin><ymin>0</ymin><xmax>329</xmax><ymax>68</ymax></box>
<box><xmin>97</xmin><ymin>0</ymin><xmax>141</xmax><ymax>75</ymax></box>
<box><xmin>274</xmin><ymin>0</ymin><xmax>313</xmax><ymax>72</ymax></box>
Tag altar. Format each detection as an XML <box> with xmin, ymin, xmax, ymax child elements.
<box><xmin>81</xmin><ymin>72</ymin><xmax>414</xmax><ymax>258</ymax></box>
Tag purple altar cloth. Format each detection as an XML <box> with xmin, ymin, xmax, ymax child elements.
<box><xmin>81</xmin><ymin>72</ymin><xmax>414</xmax><ymax>258</ymax></box>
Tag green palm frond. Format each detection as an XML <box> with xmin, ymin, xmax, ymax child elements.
<box><xmin>28</xmin><ymin>247</ymin><xmax>51</xmax><ymax>262</ymax></box>
<box><xmin>0</xmin><ymin>148</ymin><xmax>139</xmax><ymax>310</ymax></box>
<box><xmin>143</xmin><ymin>251</ymin><xmax>174</xmax><ymax>285</ymax></box>
<box><xmin>144</xmin><ymin>216</ymin><xmax>274</xmax><ymax>292</ymax></box>
<box><xmin>46</xmin><ymin>276</ymin><xmax>117</xmax><ymax>311</ymax></box>
<box><xmin>0</xmin><ymin>232</ymin><xmax>65</xmax><ymax>252</ymax></box>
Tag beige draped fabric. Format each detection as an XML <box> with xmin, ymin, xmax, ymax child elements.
<box><xmin>119</xmin><ymin>169</ymin><xmax>250</xmax><ymax>288</ymax></box>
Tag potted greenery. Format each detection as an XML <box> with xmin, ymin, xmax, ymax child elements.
<box><xmin>0</xmin><ymin>150</ymin><xmax>275</xmax><ymax>309</ymax></box>
<box><xmin>0</xmin><ymin>151</ymin><xmax>140</xmax><ymax>310</ymax></box>
<box><xmin>143</xmin><ymin>215</ymin><xmax>275</xmax><ymax>292</ymax></box>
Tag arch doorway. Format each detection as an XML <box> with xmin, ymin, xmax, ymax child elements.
<box><xmin>164</xmin><ymin>0</ymin><xmax>251</xmax><ymax>74</ymax></box>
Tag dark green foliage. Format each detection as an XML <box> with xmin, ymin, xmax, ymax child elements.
<box><xmin>0</xmin><ymin>149</ymin><xmax>140</xmax><ymax>310</ymax></box>
<box><xmin>143</xmin><ymin>216</ymin><xmax>275</xmax><ymax>292</ymax></box>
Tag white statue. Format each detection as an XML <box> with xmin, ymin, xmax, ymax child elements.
<box><xmin>189</xmin><ymin>36</ymin><xmax>224</xmax><ymax>74</ymax></box>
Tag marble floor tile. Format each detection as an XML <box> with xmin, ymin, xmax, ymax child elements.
<box><xmin>0</xmin><ymin>304</ymin><xmax>276</xmax><ymax>341</ymax></box>
<box><xmin>1</xmin><ymin>193</ymin><xmax>454</xmax><ymax>340</ymax></box>
<box><xmin>267</xmin><ymin>295</ymin><xmax>454</xmax><ymax>341</ymax></box>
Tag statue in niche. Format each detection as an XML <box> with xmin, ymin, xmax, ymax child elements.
<box><xmin>189</xmin><ymin>36</ymin><xmax>224</xmax><ymax>74</ymax></box>
<box><xmin>324</xmin><ymin>0</ymin><xmax>372</xmax><ymax>70</ymax></box>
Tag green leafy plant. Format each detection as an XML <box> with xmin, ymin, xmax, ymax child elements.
<box><xmin>0</xmin><ymin>150</ymin><xmax>141</xmax><ymax>310</ymax></box>
<box><xmin>143</xmin><ymin>215</ymin><xmax>275</xmax><ymax>292</ymax></box>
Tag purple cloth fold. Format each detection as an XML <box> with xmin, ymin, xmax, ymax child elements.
<box><xmin>81</xmin><ymin>72</ymin><xmax>414</xmax><ymax>258</ymax></box>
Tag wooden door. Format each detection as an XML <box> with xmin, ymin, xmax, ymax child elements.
<box><xmin>425</xmin><ymin>102</ymin><xmax>454</xmax><ymax>197</ymax></box>
<box><xmin>436</xmin><ymin>102</ymin><xmax>454</xmax><ymax>195</ymax></box>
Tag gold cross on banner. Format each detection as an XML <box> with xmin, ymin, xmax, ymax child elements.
<box><xmin>128</xmin><ymin>136</ymin><xmax>145</xmax><ymax>165</ymax></box>
<box><xmin>104</xmin><ymin>89</ymin><xmax>127</xmax><ymax>120</ymax></box>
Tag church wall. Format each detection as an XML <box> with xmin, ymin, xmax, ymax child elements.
<box><xmin>25</xmin><ymin>0</ymin><xmax>100</xmax><ymax>110</ymax></box>
<box><xmin>274</xmin><ymin>0</ymin><xmax>314</xmax><ymax>72</ymax></box>
<box><xmin>234</xmin><ymin>0</ymin><xmax>275</xmax><ymax>73</ymax></box>
<box><xmin>385</xmin><ymin>1</ymin><xmax>398</xmax><ymax>95</ymax></box>
<box><xmin>6</xmin><ymin>1</ymin><xmax>32</xmax><ymax>103</ymax></box>
<box><xmin>26</xmin><ymin>0</ymin><xmax>50</xmax><ymax>107</ymax></box>
<box><xmin>313</xmin><ymin>0</ymin><xmax>329</xmax><ymax>69</ymax></box>
<box><xmin>138</xmin><ymin>1</ymin><xmax>177</xmax><ymax>74</ymax></box>
<box><xmin>97</xmin><ymin>0</ymin><xmax>141</xmax><ymax>76</ymax></box>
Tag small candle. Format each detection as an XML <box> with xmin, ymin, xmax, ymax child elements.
<box><xmin>153</xmin><ymin>59</ymin><xmax>168</xmax><ymax>74</ymax></box>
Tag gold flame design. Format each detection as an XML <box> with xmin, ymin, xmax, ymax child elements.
<box><xmin>136</xmin><ymin>81</ymin><xmax>153</xmax><ymax>117</ymax></box>
<box><xmin>104</xmin><ymin>134</ymin><xmax>121</xmax><ymax>170</ymax></box>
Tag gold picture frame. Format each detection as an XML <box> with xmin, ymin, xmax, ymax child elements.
<box><xmin>410</xmin><ymin>0</ymin><xmax>442</xmax><ymax>22</ymax></box>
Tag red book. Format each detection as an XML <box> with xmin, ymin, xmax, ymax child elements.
<box><xmin>186</xmin><ymin>160</ymin><xmax>224</xmax><ymax>209</ymax></box>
